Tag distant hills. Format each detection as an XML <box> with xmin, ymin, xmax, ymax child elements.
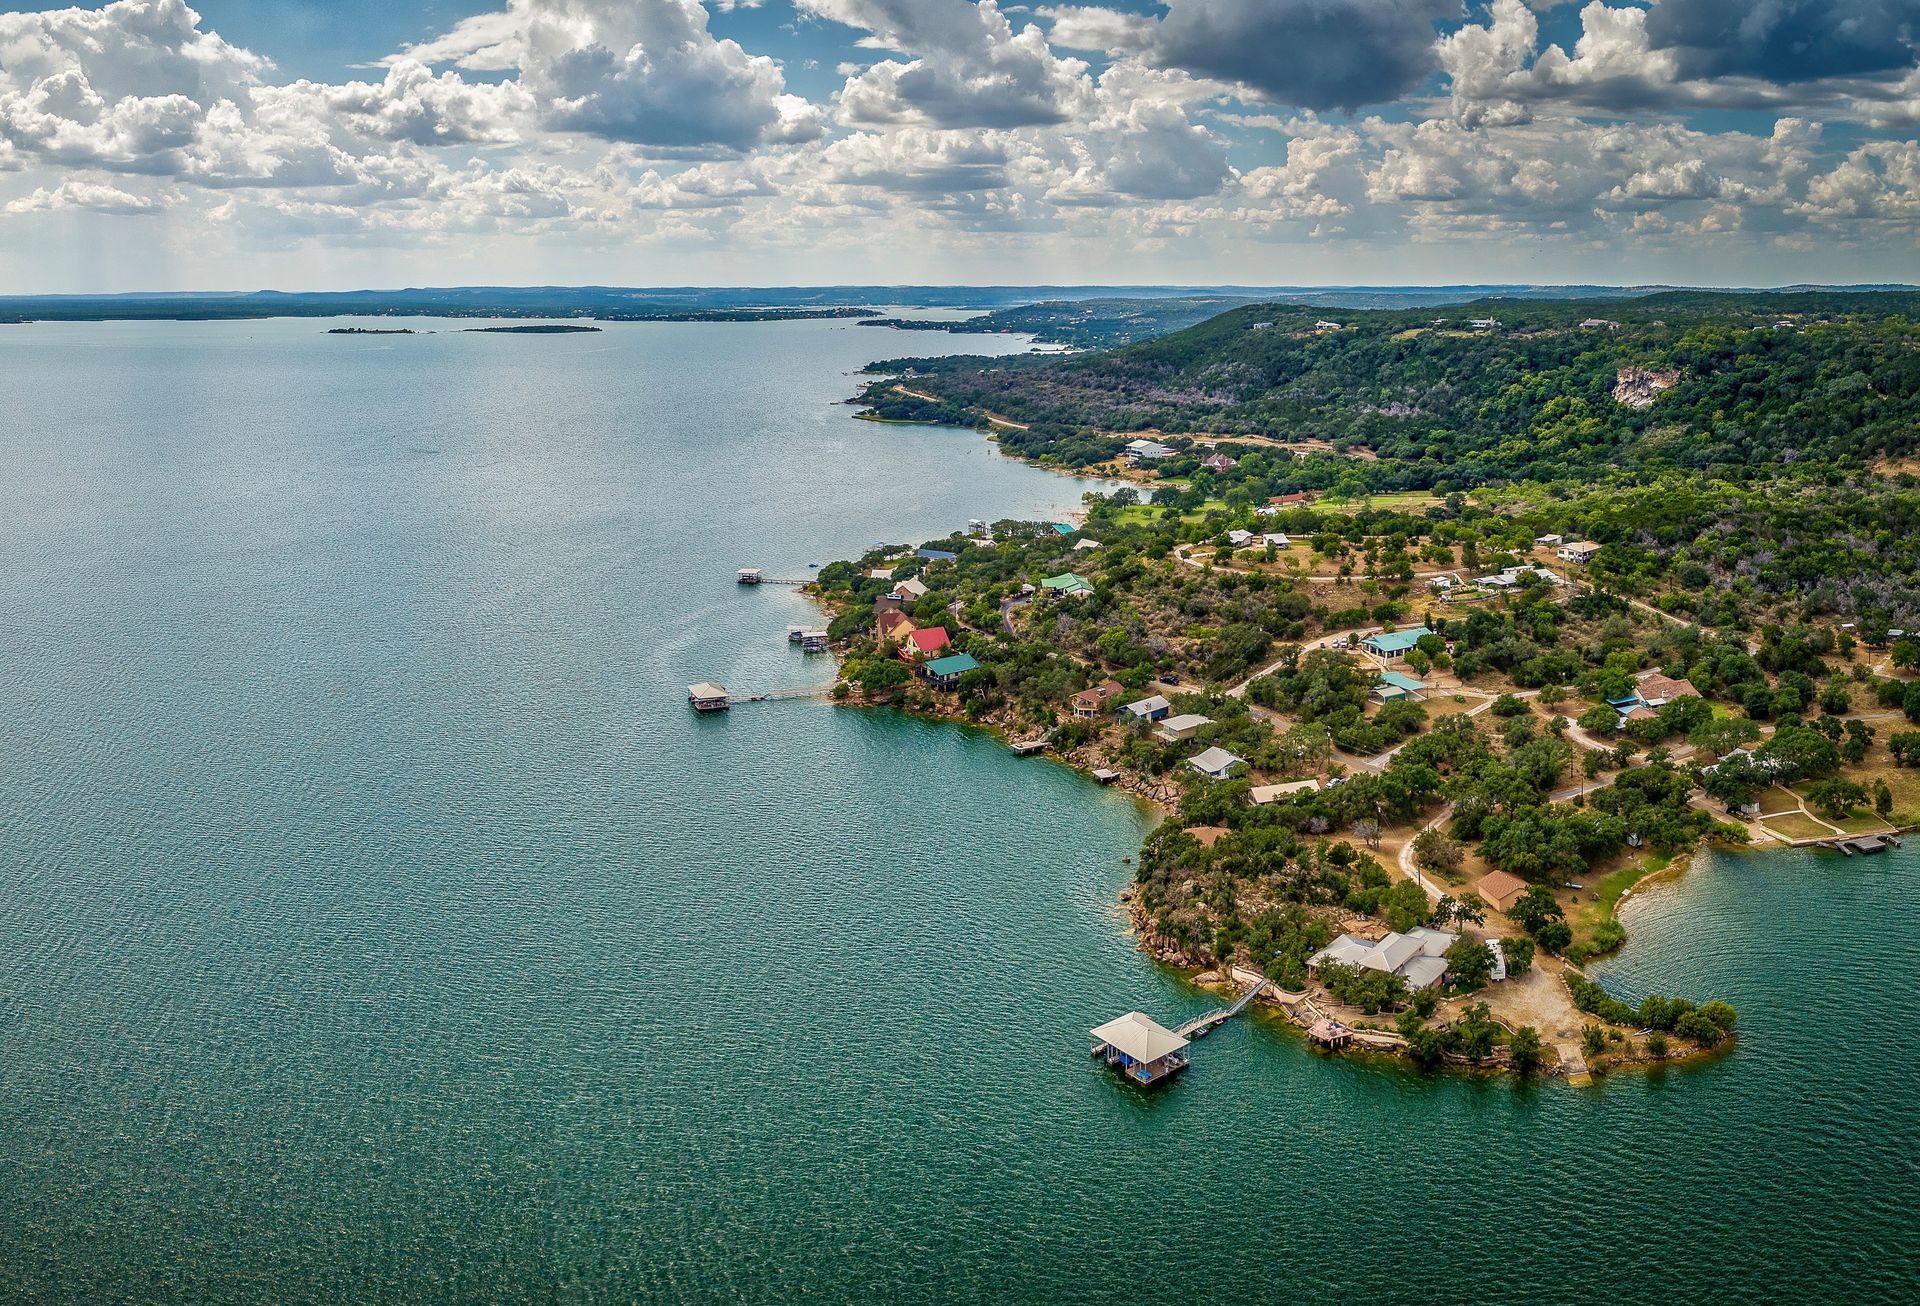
<box><xmin>0</xmin><ymin>283</ymin><xmax>1914</xmax><ymax>325</ymax></box>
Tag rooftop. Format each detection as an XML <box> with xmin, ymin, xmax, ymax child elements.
<box><xmin>1090</xmin><ymin>1011</ymin><xmax>1189</xmax><ymax>1064</ymax></box>
<box><xmin>1188</xmin><ymin>745</ymin><xmax>1245</xmax><ymax>774</ymax></box>
<box><xmin>1363</xmin><ymin>627</ymin><xmax>1433</xmax><ymax>654</ymax></box>
<box><xmin>924</xmin><ymin>652</ymin><xmax>979</xmax><ymax>677</ymax></box>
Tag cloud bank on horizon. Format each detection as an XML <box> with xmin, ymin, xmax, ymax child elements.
<box><xmin>0</xmin><ymin>0</ymin><xmax>1916</xmax><ymax>288</ymax></box>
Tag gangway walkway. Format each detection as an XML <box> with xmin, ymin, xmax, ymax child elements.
<box><xmin>1173</xmin><ymin>977</ymin><xmax>1268</xmax><ymax>1039</ymax></box>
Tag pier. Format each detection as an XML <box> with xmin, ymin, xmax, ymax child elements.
<box><xmin>688</xmin><ymin>683</ymin><xmax>833</xmax><ymax>711</ymax></box>
<box><xmin>1090</xmin><ymin>976</ymin><xmax>1267</xmax><ymax>1085</ymax></box>
<box><xmin>735</xmin><ymin>567</ymin><xmax>813</xmax><ymax>587</ymax></box>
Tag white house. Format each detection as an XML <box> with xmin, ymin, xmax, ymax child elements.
<box><xmin>1469</xmin><ymin>318</ymin><xmax>1500</xmax><ymax>330</ymax></box>
<box><xmin>1310</xmin><ymin>926</ymin><xmax>1458</xmax><ymax>990</ymax></box>
<box><xmin>894</xmin><ymin>576</ymin><xmax>929</xmax><ymax>600</ymax></box>
<box><xmin>1156</xmin><ymin>713</ymin><xmax>1213</xmax><ymax>742</ymax></box>
<box><xmin>1556</xmin><ymin>541</ymin><xmax>1602</xmax><ymax>564</ymax></box>
<box><xmin>1226</xmin><ymin>529</ymin><xmax>1254</xmax><ymax>548</ymax></box>
<box><xmin>1187</xmin><ymin>746</ymin><xmax>1247</xmax><ymax>780</ymax></box>
<box><xmin>1261</xmin><ymin>532</ymin><xmax>1292</xmax><ymax>548</ymax></box>
<box><xmin>1123</xmin><ymin>438</ymin><xmax>1177</xmax><ymax>463</ymax></box>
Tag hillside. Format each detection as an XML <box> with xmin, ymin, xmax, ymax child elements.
<box><xmin>858</xmin><ymin>290</ymin><xmax>1920</xmax><ymax>485</ymax></box>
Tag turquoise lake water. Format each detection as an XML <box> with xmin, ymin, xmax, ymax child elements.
<box><xmin>0</xmin><ymin>318</ymin><xmax>1915</xmax><ymax>1304</ymax></box>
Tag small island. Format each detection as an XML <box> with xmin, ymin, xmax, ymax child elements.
<box><xmin>328</xmin><ymin>327</ymin><xmax>419</xmax><ymax>335</ymax></box>
<box><xmin>464</xmin><ymin>323</ymin><xmax>602</xmax><ymax>334</ymax></box>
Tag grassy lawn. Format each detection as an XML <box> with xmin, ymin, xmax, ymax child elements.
<box><xmin>1756</xmin><ymin>785</ymin><xmax>1801</xmax><ymax>816</ymax></box>
<box><xmin>1317</xmin><ymin>491</ymin><xmax>1442</xmax><ymax>515</ymax></box>
<box><xmin>1761</xmin><ymin>812</ymin><xmax>1835</xmax><ymax>841</ymax></box>
<box><xmin>1833</xmin><ymin>810</ymin><xmax>1897</xmax><ymax>834</ymax></box>
<box><xmin>1568</xmin><ymin>851</ymin><xmax>1671</xmax><ymax>949</ymax></box>
<box><xmin>1846</xmin><ymin>757</ymin><xmax>1920</xmax><ymax>827</ymax></box>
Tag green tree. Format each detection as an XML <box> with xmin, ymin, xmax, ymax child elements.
<box><xmin>1445</xmin><ymin>939</ymin><xmax>1496</xmax><ymax>992</ymax></box>
<box><xmin>1500</xmin><ymin>936</ymin><xmax>1535</xmax><ymax>975</ymax></box>
<box><xmin>1507</xmin><ymin>1025</ymin><xmax>1542</xmax><ymax>1074</ymax></box>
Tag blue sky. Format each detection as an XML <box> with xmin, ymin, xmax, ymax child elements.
<box><xmin>0</xmin><ymin>0</ymin><xmax>1915</xmax><ymax>291</ymax></box>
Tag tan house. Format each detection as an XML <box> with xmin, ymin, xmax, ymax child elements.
<box><xmin>1476</xmin><ymin>870</ymin><xmax>1530</xmax><ymax>913</ymax></box>
<box><xmin>1069</xmin><ymin>680</ymin><xmax>1125</xmax><ymax>719</ymax></box>
<box><xmin>875</xmin><ymin>610</ymin><xmax>916</xmax><ymax>644</ymax></box>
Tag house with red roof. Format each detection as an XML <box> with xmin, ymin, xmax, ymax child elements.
<box><xmin>900</xmin><ymin>626</ymin><xmax>952</xmax><ymax>661</ymax></box>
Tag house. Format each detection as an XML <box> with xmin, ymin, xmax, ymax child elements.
<box><xmin>1226</xmin><ymin>529</ymin><xmax>1254</xmax><ymax>547</ymax></box>
<box><xmin>1427</xmin><ymin>572</ymin><xmax>1460</xmax><ymax>591</ymax></box>
<box><xmin>1268</xmin><ymin>491</ymin><xmax>1316</xmax><ymax>508</ymax></box>
<box><xmin>1314</xmin><ymin>319</ymin><xmax>1343</xmax><ymax>331</ymax></box>
<box><xmin>1579</xmin><ymin>318</ymin><xmax>1619</xmax><ymax>330</ymax></box>
<box><xmin>1535</xmin><ymin>533</ymin><xmax>1564</xmax><ymax>545</ymax></box>
<box><xmin>1469</xmin><ymin>318</ymin><xmax>1500</xmax><ymax>330</ymax></box>
<box><xmin>1636</xmin><ymin>672</ymin><xmax>1699</xmax><ymax>706</ymax></box>
<box><xmin>894</xmin><ymin>576</ymin><xmax>929</xmax><ymax>602</ymax></box>
<box><xmin>1251</xmin><ymin>778</ymin><xmax>1321</xmax><ymax>804</ymax></box>
<box><xmin>1091</xmin><ymin>1012</ymin><xmax>1190</xmax><ymax>1085</ymax></box>
<box><xmin>1073</xmin><ymin>538</ymin><xmax>1101</xmax><ymax>552</ymax></box>
<box><xmin>875</xmin><ymin>610</ymin><xmax>917</xmax><ymax>643</ymax></box>
<box><xmin>1261</xmin><ymin>532</ymin><xmax>1292</xmax><ymax>548</ymax></box>
<box><xmin>1069</xmin><ymin>680</ymin><xmax>1125</xmax><ymax>719</ymax></box>
<box><xmin>1051</xmin><ymin>522</ymin><xmax>1075</xmax><ymax>536</ymax></box>
<box><xmin>916</xmin><ymin>548</ymin><xmax>958</xmax><ymax>562</ymax></box>
<box><xmin>1123</xmin><ymin>438</ymin><xmax>1177</xmax><ymax>463</ymax></box>
<box><xmin>1156</xmin><ymin>713</ymin><xmax>1213</xmax><ymax>742</ymax></box>
<box><xmin>1187</xmin><ymin>746</ymin><xmax>1247</xmax><ymax>780</ymax></box>
<box><xmin>921</xmin><ymin>651</ymin><xmax>979</xmax><ymax>690</ymax></box>
<box><xmin>1360</xmin><ymin>627</ymin><xmax>1434</xmax><ymax>662</ymax></box>
<box><xmin>1120</xmin><ymin>694</ymin><xmax>1172</xmax><ymax>723</ymax></box>
<box><xmin>1476</xmin><ymin>870</ymin><xmax>1529</xmax><ymax>913</ymax></box>
<box><xmin>1040</xmin><ymin>572</ymin><xmax>1094</xmax><ymax>598</ymax></box>
<box><xmin>1371</xmin><ymin>670</ymin><xmax>1429</xmax><ymax>703</ymax></box>
<box><xmin>1556</xmin><ymin>541</ymin><xmax>1602</xmax><ymax>564</ymax></box>
<box><xmin>1309</xmin><ymin>926</ymin><xmax>1457</xmax><ymax>991</ymax></box>
<box><xmin>873</xmin><ymin>592</ymin><xmax>903</xmax><ymax>615</ymax></box>
<box><xmin>1201</xmin><ymin>453</ymin><xmax>1237</xmax><ymax>472</ymax></box>
<box><xmin>902</xmin><ymin>627</ymin><xmax>952</xmax><ymax>660</ymax></box>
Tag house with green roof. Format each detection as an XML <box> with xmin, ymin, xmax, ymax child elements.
<box><xmin>1371</xmin><ymin>670</ymin><xmax>1429</xmax><ymax>703</ymax></box>
<box><xmin>1360</xmin><ymin>626</ymin><xmax>1435</xmax><ymax>662</ymax></box>
<box><xmin>1040</xmin><ymin>572</ymin><xmax>1094</xmax><ymax>597</ymax></box>
<box><xmin>921</xmin><ymin>652</ymin><xmax>980</xmax><ymax>690</ymax></box>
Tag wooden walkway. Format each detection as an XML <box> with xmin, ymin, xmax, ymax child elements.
<box><xmin>1174</xmin><ymin>977</ymin><xmax>1268</xmax><ymax>1039</ymax></box>
<box><xmin>729</xmin><ymin>685</ymin><xmax>835</xmax><ymax>704</ymax></box>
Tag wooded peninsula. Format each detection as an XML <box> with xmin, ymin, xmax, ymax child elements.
<box><xmin>810</xmin><ymin>290</ymin><xmax>1920</xmax><ymax>1078</ymax></box>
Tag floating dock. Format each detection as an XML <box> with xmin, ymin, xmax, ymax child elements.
<box><xmin>688</xmin><ymin>682</ymin><xmax>730</xmax><ymax>712</ymax></box>
<box><xmin>1836</xmin><ymin>836</ymin><xmax>1889</xmax><ymax>856</ymax></box>
<box><xmin>1010</xmin><ymin>739</ymin><xmax>1048</xmax><ymax>756</ymax></box>
<box><xmin>1090</xmin><ymin>977</ymin><xmax>1267</xmax><ymax>1086</ymax></box>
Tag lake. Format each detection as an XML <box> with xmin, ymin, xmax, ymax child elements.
<box><xmin>0</xmin><ymin>318</ymin><xmax>1914</xmax><ymax>1303</ymax></box>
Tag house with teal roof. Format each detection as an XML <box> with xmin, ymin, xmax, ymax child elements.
<box><xmin>921</xmin><ymin>652</ymin><xmax>980</xmax><ymax>690</ymax></box>
<box><xmin>1360</xmin><ymin>627</ymin><xmax>1434</xmax><ymax>662</ymax></box>
<box><xmin>1371</xmin><ymin>670</ymin><xmax>1429</xmax><ymax>703</ymax></box>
